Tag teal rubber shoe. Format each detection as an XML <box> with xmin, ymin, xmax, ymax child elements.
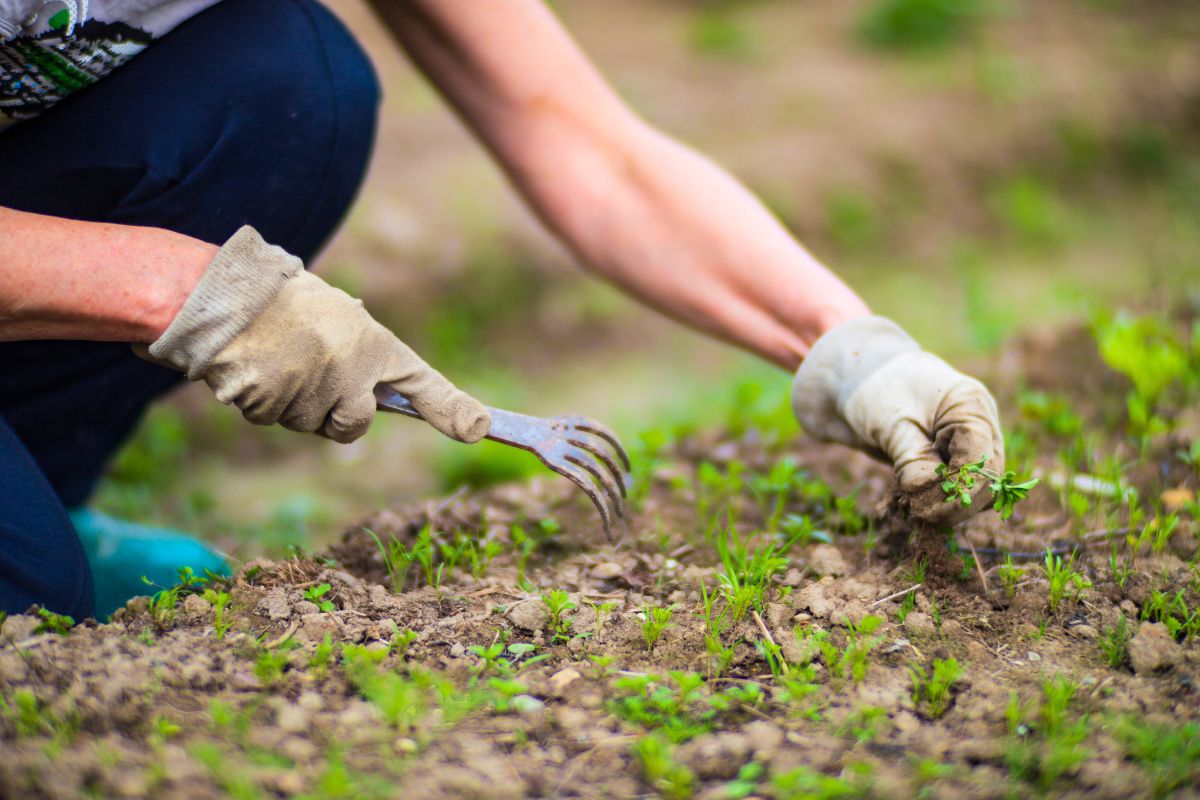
<box><xmin>67</xmin><ymin>508</ymin><xmax>230</xmax><ymax>620</ymax></box>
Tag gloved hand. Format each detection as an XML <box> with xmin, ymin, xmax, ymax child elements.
<box><xmin>791</xmin><ymin>316</ymin><xmax>1003</xmax><ymax>526</ymax></box>
<box><xmin>145</xmin><ymin>226</ymin><xmax>490</xmax><ymax>445</ymax></box>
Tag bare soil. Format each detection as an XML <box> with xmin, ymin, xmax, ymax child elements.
<box><xmin>2</xmin><ymin>323</ymin><xmax>1198</xmax><ymax>799</ymax></box>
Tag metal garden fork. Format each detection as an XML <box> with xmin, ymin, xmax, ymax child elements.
<box><xmin>374</xmin><ymin>385</ymin><xmax>631</xmax><ymax>539</ymax></box>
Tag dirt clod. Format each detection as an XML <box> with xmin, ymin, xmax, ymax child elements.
<box><xmin>1128</xmin><ymin>622</ymin><xmax>1183</xmax><ymax>674</ymax></box>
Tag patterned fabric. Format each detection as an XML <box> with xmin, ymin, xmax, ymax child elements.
<box><xmin>0</xmin><ymin>0</ymin><xmax>218</xmax><ymax>127</ymax></box>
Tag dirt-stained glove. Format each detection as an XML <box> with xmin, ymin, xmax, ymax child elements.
<box><xmin>791</xmin><ymin>316</ymin><xmax>1003</xmax><ymax>526</ymax></box>
<box><xmin>145</xmin><ymin>226</ymin><xmax>490</xmax><ymax>445</ymax></box>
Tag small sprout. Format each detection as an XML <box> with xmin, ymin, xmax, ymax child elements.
<box><xmin>1099</xmin><ymin>614</ymin><xmax>1131</xmax><ymax>668</ymax></box>
<box><xmin>590</xmin><ymin>601</ymin><xmax>619</xmax><ymax>640</ymax></box>
<box><xmin>32</xmin><ymin>607</ymin><xmax>75</xmax><ymax>636</ymax></box>
<box><xmin>1041</xmin><ymin>550</ymin><xmax>1091</xmax><ymax>613</ymax></box>
<box><xmin>308</xmin><ymin>633</ymin><xmax>335</xmax><ymax>679</ymax></box>
<box><xmin>909</xmin><ymin>657</ymin><xmax>964</xmax><ymax>718</ymax></box>
<box><xmin>304</xmin><ymin>583</ymin><xmax>336</xmax><ymax>613</ymax></box>
<box><xmin>641</xmin><ymin>604</ymin><xmax>675</xmax><ymax>652</ymax></box>
<box><xmin>936</xmin><ymin>455</ymin><xmax>1040</xmax><ymax>520</ymax></box>
<box><xmin>541</xmin><ymin>590</ymin><xmax>576</xmax><ymax>642</ymax></box>
<box><xmin>999</xmin><ymin>555</ymin><xmax>1024</xmax><ymax>600</ymax></box>
<box><xmin>203</xmin><ymin>589</ymin><xmax>232</xmax><ymax>640</ymax></box>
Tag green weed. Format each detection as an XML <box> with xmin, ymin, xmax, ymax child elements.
<box><xmin>770</xmin><ymin>762</ymin><xmax>872</xmax><ymax>799</ymax></box>
<box><xmin>203</xmin><ymin>589</ymin><xmax>232</xmax><ymax>640</ymax></box>
<box><xmin>858</xmin><ymin>0</ymin><xmax>990</xmax><ymax>52</ymax></box>
<box><xmin>937</xmin><ymin>455</ymin><xmax>1039</xmax><ymax>520</ymax></box>
<box><xmin>999</xmin><ymin>555</ymin><xmax>1023</xmax><ymax>599</ymax></box>
<box><xmin>1141</xmin><ymin>590</ymin><xmax>1200</xmax><ymax>641</ymax></box>
<box><xmin>909</xmin><ymin>657</ymin><xmax>963</xmax><ymax>718</ymax></box>
<box><xmin>633</xmin><ymin>733</ymin><xmax>696</xmax><ymax>800</ymax></box>
<box><xmin>1098</xmin><ymin>614</ymin><xmax>1131</xmax><ymax>668</ymax></box>
<box><xmin>641</xmin><ymin>604</ymin><xmax>674</xmax><ymax>652</ymax></box>
<box><xmin>541</xmin><ymin>590</ymin><xmax>576</xmax><ymax>643</ymax></box>
<box><xmin>1041</xmin><ymin>550</ymin><xmax>1091</xmax><ymax>613</ymax></box>
<box><xmin>1113</xmin><ymin>717</ymin><xmax>1200</xmax><ymax>798</ymax></box>
<box><xmin>32</xmin><ymin>607</ymin><xmax>74</xmax><ymax>636</ymax></box>
<box><xmin>304</xmin><ymin>583</ymin><xmax>336</xmax><ymax>613</ymax></box>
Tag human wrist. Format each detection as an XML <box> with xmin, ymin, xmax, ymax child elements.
<box><xmin>148</xmin><ymin>226</ymin><xmax>302</xmax><ymax>374</ymax></box>
<box><xmin>142</xmin><ymin>232</ymin><xmax>220</xmax><ymax>342</ymax></box>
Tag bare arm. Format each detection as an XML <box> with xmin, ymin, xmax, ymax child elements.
<box><xmin>0</xmin><ymin>207</ymin><xmax>213</xmax><ymax>342</ymax></box>
<box><xmin>370</xmin><ymin>0</ymin><xmax>870</xmax><ymax>370</ymax></box>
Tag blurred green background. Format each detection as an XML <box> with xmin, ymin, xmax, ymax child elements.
<box><xmin>93</xmin><ymin>0</ymin><xmax>1200</xmax><ymax>558</ymax></box>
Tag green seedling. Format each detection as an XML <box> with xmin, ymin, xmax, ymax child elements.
<box><xmin>609</xmin><ymin>671</ymin><xmax>756</xmax><ymax>744</ymax></box>
<box><xmin>1005</xmin><ymin>675</ymin><xmax>1090</xmax><ymax>791</ymax></box>
<box><xmin>254</xmin><ymin>647</ymin><xmax>290</xmax><ymax>687</ymax></box>
<box><xmin>632</xmin><ymin>733</ymin><xmax>695</xmax><ymax>800</ymax></box>
<box><xmin>1141</xmin><ymin>590</ymin><xmax>1200</xmax><ymax>641</ymax></box>
<box><xmin>641</xmin><ymin>604</ymin><xmax>674</xmax><ymax>652</ymax></box>
<box><xmin>589</xmin><ymin>601</ymin><xmax>619</xmax><ymax>640</ymax></box>
<box><xmin>510</xmin><ymin>525</ymin><xmax>536</xmax><ymax>584</ymax></box>
<box><xmin>203</xmin><ymin>589</ymin><xmax>232</xmax><ymax>640</ymax></box>
<box><xmin>365</xmin><ymin>527</ymin><xmax>419</xmax><ymax>593</ymax></box>
<box><xmin>909</xmin><ymin>657</ymin><xmax>963</xmax><ymax>719</ymax></box>
<box><xmin>812</xmin><ymin>615</ymin><xmax>884</xmax><ymax>685</ymax></box>
<box><xmin>1098</xmin><ymin>614</ymin><xmax>1131</xmax><ymax>668</ymax></box>
<box><xmin>1149</xmin><ymin>513</ymin><xmax>1180</xmax><ymax>555</ymax></box>
<box><xmin>1113</xmin><ymin>717</ymin><xmax>1200</xmax><ymax>798</ymax></box>
<box><xmin>999</xmin><ymin>555</ymin><xmax>1023</xmax><ymax>600</ymax></box>
<box><xmin>1109</xmin><ymin>545</ymin><xmax>1134</xmax><ymax>589</ymax></box>
<box><xmin>724</xmin><ymin>762</ymin><xmax>765</xmax><ymax>800</ymax></box>
<box><xmin>936</xmin><ymin>456</ymin><xmax>1040</xmax><ymax>520</ymax></box>
<box><xmin>308</xmin><ymin>633</ymin><xmax>334</xmax><ymax>680</ymax></box>
<box><xmin>389</xmin><ymin>625</ymin><xmax>418</xmax><ymax>658</ymax></box>
<box><xmin>32</xmin><ymin>607</ymin><xmax>74</xmax><ymax>636</ymax></box>
<box><xmin>771</xmin><ymin>763</ymin><xmax>873</xmax><ymax>799</ymax></box>
<box><xmin>839</xmin><ymin>705</ymin><xmax>890</xmax><ymax>744</ymax></box>
<box><xmin>304</xmin><ymin>583</ymin><xmax>336</xmax><ymax>613</ymax></box>
<box><xmin>1041</xmin><ymin>549</ymin><xmax>1091</xmax><ymax>613</ymax></box>
<box><xmin>541</xmin><ymin>590</ymin><xmax>576</xmax><ymax>642</ymax></box>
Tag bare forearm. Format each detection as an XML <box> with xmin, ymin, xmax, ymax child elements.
<box><xmin>377</xmin><ymin>0</ymin><xmax>869</xmax><ymax>370</ymax></box>
<box><xmin>506</xmin><ymin>120</ymin><xmax>871</xmax><ymax>370</ymax></box>
<box><xmin>0</xmin><ymin>208</ymin><xmax>214</xmax><ymax>342</ymax></box>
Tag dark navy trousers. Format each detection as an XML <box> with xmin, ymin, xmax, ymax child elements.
<box><xmin>0</xmin><ymin>0</ymin><xmax>380</xmax><ymax>619</ymax></box>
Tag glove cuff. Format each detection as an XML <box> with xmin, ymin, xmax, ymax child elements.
<box><xmin>148</xmin><ymin>226</ymin><xmax>303</xmax><ymax>377</ymax></box>
<box><xmin>791</xmin><ymin>316</ymin><xmax>920</xmax><ymax>443</ymax></box>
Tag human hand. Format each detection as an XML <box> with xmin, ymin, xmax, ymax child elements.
<box><xmin>145</xmin><ymin>226</ymin><xmax>490</xmax><ymax>444</ymax></box>
<box><xmin>791</xmin><ymin>316</ymin><xmax>1003</xmax><ymax>526</ymax></box>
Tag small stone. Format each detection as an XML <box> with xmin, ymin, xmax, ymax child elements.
<box><xmin>1027</xmin><ymin>651</ymin><xmax>1041</xmax><ymax>662</ymax></box>
<box><xmin>276</xmin><ymin>704</ymin><xmax>308</xmax><ymax>734</ymax></box>
<box><xmin>1067</xmin><ymin>624</ymin><xmax>1098</xmax><ymax>640</ymax></box>
<box><xmin>1119</xmin><ymin>600</ymin><xmax>1138</xmax><ymax>618</ymax></box>
<box><xmin>294</xmin><ymin>600</ymin><xmax>319</xmax><ymax>616</ymax></box>
<box><xmin>782</xmin><ymin>568</ymin><xmax>805</xmax><ymax>587</ymax></box>
<box><xmin>743</xmin><ymin>721</ymin><xmax>784</xmax><ymax>760</ymax></box>
<box><xmin>1161</xmin><ymin>487</ymin><xmax>1194</xmax><ymax>512</ymax></box>
<box><xmin>831</xmin><ymin>600</ymin><xmax>869</xmax><ymax>628</ymax></box>
<box><xmin>507</xmin><ymin>599</ymin><xmax>548</xmax><ymax>632</ymax></box>
<box><xmin>807</xmin><ymin>544</ymin><xmax>850</xmax><ymax>577</ymax></box>
<box><xmin>591</xmin><ymin>562</ymin><xmax>624</xmax><ymax>580</ymax></box>
<box><xmin>182</xmin><ymin>593</ymin><xmax>211</xmax><ymax>618</ymax></box>
<box><xmin>297</xmin><ymin>692</ymin><xmax>324</xmax><ymax>711</ymax></box>
<box><xmin>449</xmin><ymin>643</ymin><xmax>465</xmax><ymax>658</ymax></box>
<box><xmin>902</xmin><ymin>612</ymin><xmax>936</xmax><ymax>637</ymax></box>
<box><xmin>549</xmin><ymin>667</ymin><xmax>582</xmax><ymax>695</ymax></box>
<box><xmin>793</xmin><ymin>579</ymin><xmax>836</xmax><ymax>619</ymax></box>
<box><xmin>259</xmin><ymin>588</ymin><xmax>291</xmax><ymax>621</ymax></box>
<box><xmin>1129</xmin><ymin>622</ymin><xmax>1182</xmax><ymax>674</ymax></box>
<box><xmin>679</xmin><ymin>732</ymin><xmax>750</xmax><ymax>780</ymax></box>
<box><xmin>513</xmin><ymin>695</ymin><xmax>545</xmax><ymax>714</ymax></box>
<box><xmin>0</xmin><ymin>614</ymin><xmax>39</xmax><ymax>642</ymax></box>
<box><xmin>765</xmin><ymin>602</ymin><xmax>794</xmax><ymax>631</ymax></box>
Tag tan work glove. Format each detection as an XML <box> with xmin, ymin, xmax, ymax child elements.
<box><xmin>791</xmin><ymin>316</ymin><xmax>1003</xmax><ymax>526</ymax></box>
<box><xmin>146</xmin><ymin>226</ymin><xmax>490</xmax><ymax>445</ymax></box>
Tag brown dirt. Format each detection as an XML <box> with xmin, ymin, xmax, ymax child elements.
<box><xmin>3</xmin><ymin>322</ymin><xmax>1199</xmax><ymax>799</ymax></box>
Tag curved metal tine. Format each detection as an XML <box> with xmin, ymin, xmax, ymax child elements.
<box><xmin>565</xmin><ymin>433</ymin><xmax>627</xmax><ymax>499</ymax></box>
<box><xmin>549</xmin><ymin>459</ymin><xmax>616</xmax><ymax>539</ymax></box>
<box><xmin>564</xmin><ymin>447</ymin><xmax>625</xmax><ymax>521</ymax></box>
<box><xmin>562</xmin><ymin>417</ymin><xmax>631</xmax><ymax>472</ymax></box>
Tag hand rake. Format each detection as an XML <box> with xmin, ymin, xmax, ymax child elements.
<box><xmin>374</xmin><ymin>385</ymin><xmax>631</xmax><ymax>539</ymax></box>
